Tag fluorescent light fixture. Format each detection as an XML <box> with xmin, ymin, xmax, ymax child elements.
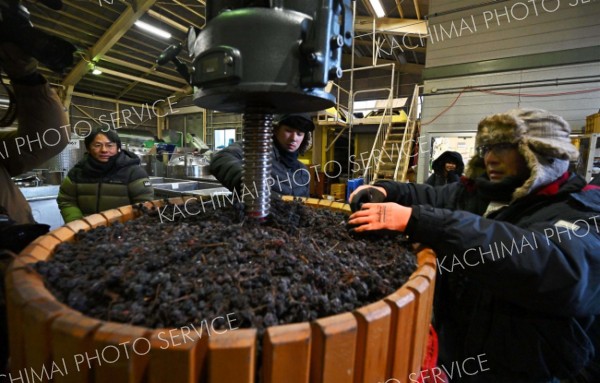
<box><xmin>369</xmin><ymin>0</ymin><xmax>386</xmax><ymax>18</ymax></box>
<box><xmin>90</xmin><ymin>62</ymin><xmax>102</xmax><ymax>75</ymax></box>
<box><xmin>135</xmin><ymin>20</ymin><xmax>171</xmax><ymax>39</ymax></box>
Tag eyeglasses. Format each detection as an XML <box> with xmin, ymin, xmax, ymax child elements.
<box><xmin>91</xmin><ymin>142</ymin><xmax>117</xmax><ymax>150</ymax></box>
<box><xmin>476</xmin><ymin>142</ymin><xmax>518</xmax><ymax>157</ymax></box>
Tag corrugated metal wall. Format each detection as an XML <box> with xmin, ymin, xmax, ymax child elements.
<box><xmin>418</xmin><ymin>0</ymin><xmax>600</xmax><ymax>181</ymax></box>
<box><xmin>427</xmin><ymin>0</ymin><xmax>599</xmax><ymax>65</ymax></box>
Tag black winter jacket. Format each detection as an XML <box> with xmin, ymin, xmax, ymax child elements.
<box><xmin>210</xmin><ymin>141</ymin><xmax>310</xmax><ymax>197</ymax></box>
<box><xmin>377</xmin><ymin>174</ymin><xmax>600</xmax><ymax>382</ymax></box>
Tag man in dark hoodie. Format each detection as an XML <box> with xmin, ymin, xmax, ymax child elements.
<box><xmin>57</xmin><ymin>128</ymin><xmax>154</xmax><ymax>223</ymax></box>
<box><xmin>425</xmin><ymin>151</ymin><xmax>464</xmax><ymax>186</ymax></box>
<box><xmin>348</xmin><ymin>108</ymin><xmax>600</xmax><ymax>382</ymax></box>
<box><xmin>210</xmin><ymin>113</ymin><xmax>314</xmax><ymax>197</ymax></box>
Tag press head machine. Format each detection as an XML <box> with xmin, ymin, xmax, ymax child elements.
<box><xmin>158</xmin><ymin>0</ymin><xmax>353</xmax><ymax>218</ymax></box>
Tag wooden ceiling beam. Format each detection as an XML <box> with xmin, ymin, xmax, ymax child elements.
<box><xmin>94</xmin><ymin>66</ymin><xmax>182</xmax><ymax>92</ymax></box>
<box><xmin>33</xmin><ymin>13</ymin><xmax>99</xmax><ymax>40</ymax></box>
<box><xmin>72</xmin><ymin>91</ymin><xmax>155</xmax><ymax>108</ymax></box>
<box><xmin>62</xmin><ymin>0</ymin><xmax>157</xmax><ymax>89</ymax></box>
<box><xmin>62</xmin><ymin>0</ymin><xmax>114</xmax><ymax>23</ymax></box>
<box><xmin>154</xmin><ymin>3</ymin><xmax>203</xmax><ymax>30</ymax></box>
<box><xmin>173</xmin><ymin>0</ymin><xmax>205</xmax><ymax>21</ymax></box>
<box><xmin>147</xmin><ymin>9</ymin><xmax>188</xmax><ymax>32</ymax></box>
<box><xmin>102</xmin><ymin>55</ymin><xmax>188</xmax><ymax>85</ymax></box>
<box><xmin>413</xmin><ymin>0</ymin><xmax>422</xmax><ymax>20</ymax></box>
<box><xmin>354</xmin><ymin>16</ymin><xmax>427</xmax><ymax>36</ymax></box>
<box><xmin>394</xmin><ymin>0</ymin><xmax>404</xmax><ymax>18</ymax></box>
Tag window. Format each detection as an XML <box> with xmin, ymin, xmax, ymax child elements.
<box><xmin>214</xmin><ymin>129</ymin><xmax>236</xmax><ymax>150</ymax></box>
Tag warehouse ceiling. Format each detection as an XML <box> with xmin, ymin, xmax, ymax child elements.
<box><xmin>11</xmin><ymin>0</ymin><xmax>429</xmax><ymax>105</ymax></box>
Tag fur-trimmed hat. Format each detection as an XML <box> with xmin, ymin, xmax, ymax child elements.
<box><xmin>466</xmin><ymin>108</ymin><xmax>579</xmax><ymax>200</ymax></box>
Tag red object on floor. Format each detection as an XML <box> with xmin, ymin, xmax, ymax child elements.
<box><xmin>417</xmin><ymin>325</ymin><xmax>449</xmax><ymax>383</ymax></box>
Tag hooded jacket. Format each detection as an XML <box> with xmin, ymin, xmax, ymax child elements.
<box><xmin>57</xmin><ymin>150</ymin><xmax>154</xmax><ymax>223</ymax></box>
<box><xmin>425</xmin><ymin>151</ymin><xmax>465</xmax><ymax>187</ymax></box>
<box><xmin>374</xmin><ymin>109</ymin><xmax>600</xmax><ymax>382</ymax></box>
<box><xmin>379</xmin><ymin>174</ymin><xmax>599</xmax><ymax>382</ymax></box>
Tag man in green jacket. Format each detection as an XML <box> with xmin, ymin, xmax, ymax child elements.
<box><xmin>57</xmin><ymin>128</ymin><xmax>154</xmax><ymax>223</ymax></box>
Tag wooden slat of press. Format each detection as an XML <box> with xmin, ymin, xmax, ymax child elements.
<box><xmin>4</xmin><ymin>265</ymin><xmax>48</xmax><ymax>373</ymax></box>
<box><xmin>310</xmin><ymin>312</ymin><xmax>357</xmax><ymax>383</ymax></box>
<box><xmin>65</xmin><ymin>219</ymin><xmax>92</xmax><ymax>235</ymax></box>
<box><xmin>22</xmin><ymin>299</ymin><xmax>70</xmax><ymax>383</ymax></box>
<box><xmin>18</xmin><ymin>243</ymin><xmax>53</xmax><ymax>262</ymax></box>
<box><xmin>207</xmin><ymin>329</ymin><xmax>257</xmax><ymax>383</ymax></box>
<box><xmin>83</xmin><ymin>214</ymin><xmax>108</xmax><ymax>229</ymax></box>
<box><xmin>93</xmin><ymin>322</ymin><xmax>151</xmax><ymax>383</ymax></box>
<box><xmin>167</xmin><ymin>197</ymin><xmax>185</xmax><ymax>205</ymax></box>
<box><xmin>51</xmin><ymin>312</ymin><xmax>104</xmax><ymax>383</ymax></box>
<box><xmin>410</xmin><ymin>264</ymin><xmax>437</xmax><ymax>369</ymax></box>
<box><xmin>139</xmin><ymin>201</ymin><xmax>155</xmax><ymax>212</ymax></box>
<box><xmin>101</xmin><ymin>209</ymin><xmax>124</xmax><ymax>225</ymax></box>
<box><xmin>319</xmin><ymin>200</ymin><xmax>334</xmax><ymax>208</ymax></box>
<box><xmin>262</xmin><ymin>322</ymin><xmax>311</xmax><ymax>383</ymax></box>
<box><xmin>404</xmin><ymin>275</ymin><xmax>432</xmax><ymax>378</ymax></box>
<box><xmin>353</xmin><ymin>300</ymin><xmax>392</xmax><ymax>383</ymax></box>
<box><xmin>330</xmin><ymin>202</ymin><xmax>348</xmax><ymax>213</ymax></box>
<box><xmin>147</xmin><ymin>327</ymin><xmax>208</xmax><ymax>383</ymax></box>
<box><xmin>306</xmin><ymin>198</ymin><xmax>321</xmax><ymax>207</ymax></box>
<box><xmin>416</xmin><ymin>249</ymin><xmax>436</xmax><ymax>268</ymax></box>
<box><xmin>30</xmin><ymin>235</ymin><xmax>61</xmax><ymax>253</ymax></box>
<box><xmin>117</xmin><ymin>205</ymin><xmax>137</xmax><ymax>222</ymax></box>
<box><xmin>384</xmin><ymin>286</ymin><xmax>416</xmax><ymax>382</ymax></box>
<box><xmin>50</xmin><ymin>226</ymin><xmax>77</xmax><ymax>243</ymax></box>
<box><xmin>149</xmin><ymin>200</ymin><xmax>166</xmax><ymax>209</ymax></box>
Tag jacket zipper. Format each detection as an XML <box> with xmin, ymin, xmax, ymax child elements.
<box><xmin>96</xmin><ymin>181</ymin><xmax>102</xmax><ymax>213</ymax></box>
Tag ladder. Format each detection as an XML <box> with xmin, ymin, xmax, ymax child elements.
<box><xmin>368</xmin><ymin>84</ymin><xmax>422</xmax><ymax>183</ymax></box>
<box><xmin>393</xmin><ymin>84</ymin><xmax>423</xmax><ymax>181</ymax></box>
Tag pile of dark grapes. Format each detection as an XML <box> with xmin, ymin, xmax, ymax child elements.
<box><xmin>35</xmin><ymin>199</ymin><xmax>417</xmax><ymax>334</ymax></box>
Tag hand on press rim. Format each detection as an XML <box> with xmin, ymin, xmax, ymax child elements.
<box><xmin>348</xmin><ymin>202</ymin><xmax>412</xmax><ymax>233</ymax></box>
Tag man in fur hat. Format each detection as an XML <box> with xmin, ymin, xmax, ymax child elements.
<box><xmin>348</xmin><ymin>108</ymin><xmax>600</xmax><ymax>382</ymax></box>
<box><xmin>210</xmin><ymin>113</ymin><xmax>314</xmax><ymax>197</ymax></box>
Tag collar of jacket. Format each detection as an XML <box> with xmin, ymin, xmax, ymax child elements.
<box><xmin>80</xmin><ymin>150</ymin><xmax>141</xmax><ymax>175</ymax></box>
<box><xmin>533</xmin><ymin>172</ymin><xmax>570</xmax><ymax>196</ymax></box>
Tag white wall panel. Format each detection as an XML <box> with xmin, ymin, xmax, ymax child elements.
<box><xmin>416</xmin><ymin>62</ymin><xmax>600</xmax><ymax>181</ymax></box>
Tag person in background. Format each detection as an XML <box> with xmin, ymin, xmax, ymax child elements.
<box><xmin>425</xmin><ymin>150</ymin><xmax>464</xmax><ymax>186</ymax></box>
<box><xmin>57</xmin><ymin>128</ymin><xmax>154</xmax><ymax>223</ymax></box>
<box><xmin>210</xmin><ymin>113</ymin><xmax>314</xmax><ymax>197</ymax></box>
<box><xmin>348</xmin><ymin>108</ymin><xmax>600</xmax><ymax>382</ymax></box>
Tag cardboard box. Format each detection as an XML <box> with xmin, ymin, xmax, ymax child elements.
<box><xmin>586</xmin><ymin>113</ymin><xmax>600</xmax><ymax>134</ymax></box>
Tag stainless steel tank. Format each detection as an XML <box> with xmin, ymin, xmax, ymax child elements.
<box><xmin>39</xmin><ymin>133</ymin><xmax>87</xmax><ymax>183</ymax></box>
<box><xmin>167</xmin><ymin>154</ymin><xmax>211</xmax><ymax>179</ymax></box>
